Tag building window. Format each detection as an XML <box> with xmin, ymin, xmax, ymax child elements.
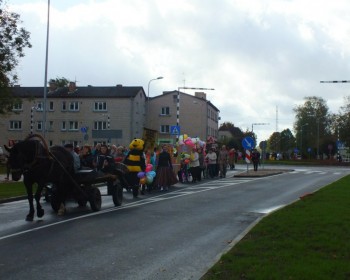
<box><xmin>10</xmin><ymin>121</ymin><xmax>22</xmax><ymax>130</ymax></box>
<box><xmin>69</xmin><ymin>121</ymin><xmax>79</xmax><ymax>131</ymax></box>
<box><xmin>37</xmin><ymin>121</ymin><xmax>43</xmax><ymax>131</ymax></box>
<box><xmin>61</xmin><ymin>121</ymin><xmax>66</xmax><ymax>131</ymax></box>
<box><xmin>36</xmin><ymin>101</ymin><xmax>44</xmax><ymax>111</ymax></box>
<box><xmin>49</xmin><ymin>101</ymin><xmax>54</xmax><ymax>111</ymax></box>
<box><xmin>12</xmin><ymin>103</ymin><xmax>23</xmax><ymax>111</ymax></box>
<box><xmin>62</xmin><ymin>101</ymin><xmax>67</xmax><ymax>111</ymax></box>
<box><xmin>161</xmin><ymin>107</ymin><xmax>170</xmax><ymax>115</ymax></box>
<box><xmin>94</xmin><ymin>102</ymin><xmax>107</xmax><ymax>111</ymax></box>
<box><xmin>160</xmin><ymin>125</ymin><xmax>170</xmax><ymax>134</ymax></box>
<box><xmin>94</xmin><ymin>121</ymin><xmax>108</xmax><ymax>130</ymax></box>
<box><xmin>69</xmin><ymin>101</ymin><xmax>79</xmax><ymax>111</ymax></box>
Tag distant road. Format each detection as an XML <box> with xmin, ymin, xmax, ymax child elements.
<box><xmin>0</xmin><ymin>165</ymin><xmax>349</xmax><ymax>279</ymax></box>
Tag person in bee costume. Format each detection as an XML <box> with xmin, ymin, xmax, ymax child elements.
<box><xmin>123</xmin><ymin>138</ymin><xmax>146</xmax><ymax>197</ymax></box>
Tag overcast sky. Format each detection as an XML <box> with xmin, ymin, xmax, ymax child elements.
<box><xmin>7</xmin><ymin>0</ymin><xmax>350</xmax><ymax>143</ymax></box>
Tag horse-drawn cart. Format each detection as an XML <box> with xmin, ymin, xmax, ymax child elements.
<box><xmin>48</xmin><ymin>163</ymin><xmax>128</xmax><ymax>213</ymax></box>
<box><xmin>5</xmin><ymin>133</ymin><xmax>129</xmax><ymax>221</ymax></box>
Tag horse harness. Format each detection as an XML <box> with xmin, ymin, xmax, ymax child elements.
<box><xmin>21</xmin><ymin>141</ymin><xmax>55</xmax><ymax>178</ymax></box>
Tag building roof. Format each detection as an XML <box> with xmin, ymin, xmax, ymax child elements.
<box><xmin>152</xmin><ymin>90</ymin><xmax>220</xmax><ymax>112</ymax></box>
<box><xmin>9</xmin><ymin>85</ymin><xmax>145</xmax><ymax>98</ymax></box>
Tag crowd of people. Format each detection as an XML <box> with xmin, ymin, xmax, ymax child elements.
<box><xmin>60</xmin><ymin>142</ymin><xmax>246</xmax><ymax>195</ymax></box>
<box><xmin>2</xmin><ymin>140</ymin><xmax>249</xmax><ymax>186</ymax></box>
<box><xmin>178</xmin><ymin>145</ymin><xmax>240</xmax><ymax>183</ymax></box>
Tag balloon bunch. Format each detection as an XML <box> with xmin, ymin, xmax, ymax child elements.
<box><xmin>179</xmin><ymin>152</ymin><xmax>191</xmax><ymax>164</ymax></box>
<box><xmin>137</xmin><ymin>164</ymin><xmax>156</xmax><ymax>185</ymax></box>
<box><xmin>178</xmin><ymin>134</ymin><xmax>206</xmax><ymax>149</ymax></box>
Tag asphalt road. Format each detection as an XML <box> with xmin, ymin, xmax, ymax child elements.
<box><xmin>0</xmin><ymin>164</ymin><xmax>349</xmax><ymax>280</ymax></box>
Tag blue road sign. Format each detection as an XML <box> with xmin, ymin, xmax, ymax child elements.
<box><xmin>336</xmin><ymin>141</ymin><xmax>343</xmax><ymax>148</ymax></box>
<box><xmin>242</xmin><ymin>136</ymin><xmax>255</xmax><ymax>150</ymax></box>
<box><xmin>80</xmin><ymin>126</ymin><xmax>87</xmax><ymax>133</ymax></box>
<box><xmin>170</xmin><ymin>125</ymin><xmax>180</xmax><ymax>135</ymax></box>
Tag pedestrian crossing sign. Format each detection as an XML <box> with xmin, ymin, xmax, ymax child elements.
<box><xmin>170</xmin><ymin>125</ymin><xmax>180</xmax><ymax>135</ymax></box>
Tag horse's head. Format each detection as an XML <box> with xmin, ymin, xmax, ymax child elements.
<box><xmin>4</xmin><ymin>141</ymin><xmax>40</xmax><ymax>181</ymax></box>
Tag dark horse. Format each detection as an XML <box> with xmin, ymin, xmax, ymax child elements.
<box><xmin>5</xmin><ymin>134</ymin><xmax>74</xmax><ymax>221</ymax></box>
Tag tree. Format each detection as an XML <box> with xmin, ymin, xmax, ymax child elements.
<box><xmin>293</xmin><ymin>96</ymin><xmax>330</xmax><ymax>158</ymax></box>
<box><xmin>219</xmin><ymin>122</ymin><xmax>244</xmax><ymax>138</ymax></box>
<box><xmin>337</xmin><ymin>96</ymin><xmax>350</xmax><ymax>147</ymax></box>
<box><xmin>219</xmin><ymin>122</ymin><xmax>245</xmax><ymax>150</ymax></box>
<box><xmin>0</xmin><ymin>0</ymin><xmax>32</xmax><ymax>113</ymax></box>
<box><xmin>50</xmin><ymin>77</ymin><xmax>70</xmax><ymax>88</ymax></box>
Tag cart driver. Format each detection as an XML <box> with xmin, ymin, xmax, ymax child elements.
<box><xmin>93</xmin><ymin>144</ymin><xmax>115</xmax><ymax>174</ymax></box>
<box><xmin>64</xmin><ymin>143</ymin><xmax>81</xmax><ymax>173</ymax></box>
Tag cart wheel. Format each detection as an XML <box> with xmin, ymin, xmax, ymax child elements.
<box><xmin>132</xmin><ymin>185</ymin><xmax>139</xmax><ymax>198</ymax></box>
<box><xmin>50</xmin><ymin>191</ymin><xmax>60</xmax><ymax>212</ymax></box>
<box><xmin>112</xmin><ymin>182</ymin><xmax>123</xmax><ymax>206</ymax></box>
<box><xmin>89</xmin><ymin>188</ymin><xmax>102</xmax><ymax>211</ymax></box>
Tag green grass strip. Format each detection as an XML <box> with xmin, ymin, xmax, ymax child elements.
<box><xmin>202</xmin><ymin>175</ymin><xmax>350</xmax><ymax>279</ymax></box>
<box><xmin>0</xmin><ymin>182</ymin><xmax>28</xmax><ymax>199</ymax></box>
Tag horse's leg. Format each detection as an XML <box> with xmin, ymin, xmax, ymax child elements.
<box><xmin>35</xmin><ymin>183</ymin><xmax>45</xmax><ymax>218</ymax></box>
<box><xmin>24</xmin><ymin>182</ymin><xmax>35</xmax><ymax>221</ymax></box>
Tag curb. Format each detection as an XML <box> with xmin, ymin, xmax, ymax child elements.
<box><xmin>233</xmin><ymin>169</ymin><xmax>293</xmax><ymax>178</ymax></box>
<box><xmin>0</xmin><ymin>195</ymin><xmax>27</xmax><ymax>204</ymax></box>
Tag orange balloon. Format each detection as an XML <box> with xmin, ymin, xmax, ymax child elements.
<box><xmin>140</xmin><ymin>177</ymin><xmax>147</xmax><ymax>184</ymax></box>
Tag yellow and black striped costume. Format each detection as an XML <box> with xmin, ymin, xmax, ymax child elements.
<box><xmin>123</xmin><ymin>139</ymin><xmax>146</xmax><ymax>186</ymax></box>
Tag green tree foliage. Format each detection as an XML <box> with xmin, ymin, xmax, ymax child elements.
<box><xmin>50</xmin><ymin>77</ymin><xmax>70</xmax><ymax>88</ymax></box>
<box><xmin>267</xmin><ymin>131</ymin><xmax>280</xmax><ymax>152</ymax></box>
<box><xmin>219</xmin><ymin>122</ymin><xmax>245</xmax><ymax>149</ymax></box>
<box><xmin>293</xmin><ymin>96</ymin><xmax>330</xmax><ymax>157</ymax></box>
<box><xmin>337</xmin><ymin>96</ymin><xmax>350</xmax><ymax>146</ymax></box>
<box><xmin>0</xmin><ymin>0</ymin><xmax>32</xmax><ymax>113</ymax></box>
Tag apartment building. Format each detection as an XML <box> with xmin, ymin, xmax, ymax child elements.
<box><xmin>148</xmin><ymin>91</ymin><xmax>220</xmax><ymax>145</ymax></box>
<box><xmin>1</xmin><ymin>83</ymin><xmax>146</xmax><ymax>147</ymax></box>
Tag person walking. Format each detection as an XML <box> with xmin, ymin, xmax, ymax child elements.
<box><xmin>189</xmin><ymin>147</ymin><xmax>200</xmax><ymax>183</ymax></box>
<box><xmin>197</xmin><ymin>147</ymin><xmax>205</xmax><ymax>181</ymax></box>
<box><xmin>218</xmin><ymin>145</ymin><xmax>229</xmax><ymax>178</ymax></box>
<box><xmin>154</xmin><ymin>145</ymin><xmax>178</xmax><ymax>191</ymax></box>
<box><xmin>205</xmin><ymin>148</ymin><xmax>217</xmax><ymax>179</ymax></box>
<box><xmin>228</xmin><ymin>148</ymin><xmax>236</xmax><ymax>170</ymax></box>
<box><xmin>251</xmin><ymin>149</ymin><xmax>261</xmax><ymax>171</ymax></box>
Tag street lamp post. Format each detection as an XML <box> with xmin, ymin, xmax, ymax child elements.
<box><xmin>300</xmin><ymin>123</ymin><xmax>308</xmax><ymax>158</ymax></box>
<box><xmin>147</xmin><ymin>76</ymin><xmax>163</xmax><ymax>126</ymax></box>
<box><xmin>42</xmin><ymin>0</ymin><xmax>50</xmax><ymax>139</ymax></box>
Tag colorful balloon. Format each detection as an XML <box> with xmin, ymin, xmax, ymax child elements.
<box><xmin>146</xmin><ymin>175</ymin><xmax>153</xmax><ymax>184</ymax></box>
<box><xmin>137</xmin><ymin>172</ymin><xmax>145</xmax><ymax>178</ymax></box>
<box><xmin>140</xmin><ymin>177</ymin><xmax>147</xmax><ymax>184</ymax></box>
